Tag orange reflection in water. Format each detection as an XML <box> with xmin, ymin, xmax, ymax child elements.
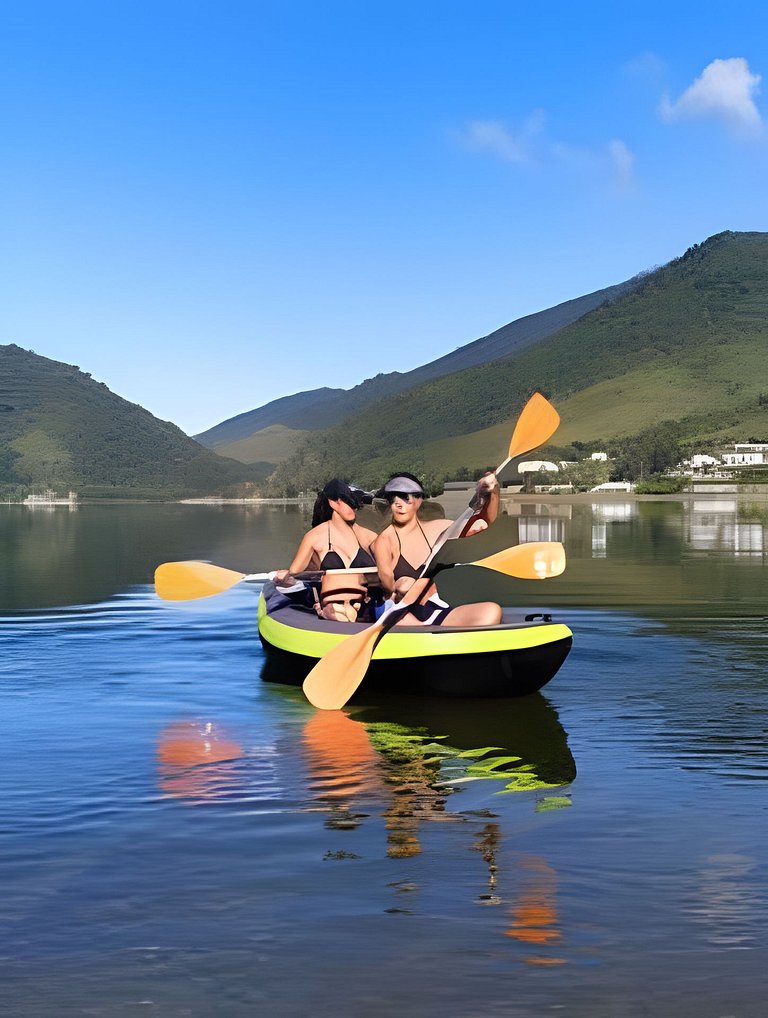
<box><xmin>302</xmin><ymin>709</ymin><xmax>383</xmax><ymax>802</ymax></box>
<box><xmin>505</xmin><ymin>856</ymin><xmax>566</xmax><ymax>965</ymax></box>
<box><xmin>157</xmin><ymin>721</ymin><xmax>243</xmax><ymax>800</ymax></box>
<box><xmin>301</xmin><ymin>711</ymin><xmax>452</xmax><ymax>856</ymax></box>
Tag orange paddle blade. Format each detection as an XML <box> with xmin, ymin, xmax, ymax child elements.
<box><xmin>302</xmin><ymin>622</ymin><xmax>383</xmax><ymax>710</ymax></box>
<box><xmin>155</xmin><ymin>561</ymin><xmax>247</xmax><ymax>601</ymax></box>
<box><xmin>508</xmin><ymin>393</ymin><xmax>560</xmax><ymax>459</ymax></box>
<box><xmin>473</xmin><ymin>542</ymin><xmax>566</xmax><ymax>580</ymax></box>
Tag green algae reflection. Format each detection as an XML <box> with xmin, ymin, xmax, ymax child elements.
<box><xmin>359</xmin><ymin>694</ymin><xmax>576</xmax><ymax>797</ymax></box>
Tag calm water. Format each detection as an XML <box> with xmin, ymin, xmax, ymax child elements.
<box><xmin>1</xmin><ymin>497</ymin><xmax>767</xmax><ymax>1017</ymax></box>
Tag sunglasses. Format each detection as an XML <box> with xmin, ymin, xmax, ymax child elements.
<box><xmin>385</xmin><ymin>491</ymin><xmax>423</xmax><ymax>504</ymax></box>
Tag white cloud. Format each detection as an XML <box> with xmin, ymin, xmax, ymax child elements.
<box><xmin>462</xmin><ymin>120</ymin><xmax>528</xmax><ymax>163</ymax></box>
<box><xmin>608</xmin><ymin>139</ymin><xmax>635</xmax><ymax>188</ymax></box>
<box><xmin>538</xmin><ymin>136</ymin><xmax>635</xmax><ymax>188</ymax></box>
<box><xmin>460</xmin><ymin>113</ymin><xmax>634</xmax><ymax>189</ymax></box>
<box><xmin>460</xmin><ymin>110</ymin><xmax>544</xmax><ymax>164</ymax></box>
<box><xmin>660</xmin><ymin>57</ymin><xmax>763</xmax><ymax>135</ymax></box>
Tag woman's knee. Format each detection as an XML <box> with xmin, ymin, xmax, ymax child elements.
<box><xmin>446</xmin><ymin>602</ymin><xmax>502</xmax><ymax>626</ymax></box>
<box><xmin>477</xmin><ymin>601</ymin><xmax>503</xmax><ymax>626</ymax></box>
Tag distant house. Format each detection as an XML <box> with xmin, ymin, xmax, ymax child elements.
<box><xmin>590</xmin><ymin>452</ymin><xmax>608</xmax><ymax>461</ymax></box>
<box><xmin>721</xmin><ymin>443</ymin><xmax>768</xmax><ymax>467</ymax></box>
<box><xmin>518</xmin><ymin>460</ymin><xmax>560</xmax><ymax>474</ymax></box>
<box><xmin>590</xmin><ymin>481</ymin><xmax>634</xmax><ymax>493</ymax></box>
<box><xmin>691</xmin><ymin>454</ymin><xmax>720</xmax><ymax>469</ymax></box>
<box><xmin>534</xmin><ymin>483</ymin><xmax>574</xmax><ymax>494</ymax></box>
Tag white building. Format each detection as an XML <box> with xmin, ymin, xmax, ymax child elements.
<box><xmin>590</xmin><ymin>481</ymin><xmax>634</xmax><ymax>493</ymax></box>
<box><xmin>518</xmin><ymin>460</ymin><xmax>560</xmax><ymax>474</ymax></box>
<box><xmin>590</xmin><ymin>452</ymin><xmax>608</xmax><ymax>461</ymax></box>
<box><xmin>721</xmin><ymin>443</ymin><xmax>768</xmax><ymax>467</ymax></box>
<box><xmin>691</xmin><ymin>454</ymin><xmax>720</xmax><ymax>469</ymax></box>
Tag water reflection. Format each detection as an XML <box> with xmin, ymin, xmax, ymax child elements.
<box><xmin>301</xmin><ymin>709</ymin><xmax>385</xmax><ymax>831</ymax></box>
<box><xmin>356</xmin><ymin>693</ymin><xmax>577</xmax><ymax>791</ymax></box>
<box><xmin>685</xmin><ymin>853</ymin><xmax>762</xmax><ymax>949</ymax></box>
<box><xmin>295</xmin><ymin>695</ymin><xmax>575</xmax><ymax>951</ymax></box>
<box><xmin>6</xmin><ymin>500</ymin><xmax>768</xmax><ymax>1012</ymax></box>
<box><xmin>518</xmin><ymin>516</ymin><xmax>567</xmax><ymax>543</ymax></box>
<box><xmin>300</xmin><ymin>694</ymin><xmax>575</xmax><ymax>858</ymax></box>
<box><xmin>0</xmin><ymin>502</ymin><xmax>312</xmax><ymax>609</ymax></box>
<box><xmin>505</xmin><ymin>502</ymin><xmax>573</xmax><ymax>520</ymax></box>
<box><xmin>511</xmin><ymin>501</ymin><xmax>571</xmax><ymax>546</ymax></box>
<box><xmin>591</xmin><ymin>502</ymin><xmax>637</xmax><ymax>559</ymax></box>
<box><xmin>471</xmin><ymin>826</ymin><xmax>566</xmax><ymax>964</ymax></box>
<box><xmin>505</xmin><ymin>855</ymin><xmax>565</xmax><ymax>965</ymax></box>
<box><xmin>301</xmin><ymin>709</ymin><xmax>456</xmax><ymax>852</ymax></box>
<box><xmin>687</xmin><ymin>500</ymin><xmax>765</xmax><ymax>555</ymax></box>
<box><xmin>591</xmin><ymin>502</ymin><xmax>637</xmax><ymax>521</ymax></box>
<box><xmin>21</xmin><ymin>502</ymin><xmax>79</xmax><ymax>512</ymax></box>
<box><xmin>156</xmin><ymin>721</ymin><xmax>244</xmax><ymax>801</ymax></box>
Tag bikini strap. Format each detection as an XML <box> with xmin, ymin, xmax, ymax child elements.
<box><xmin>416</xmin><ymin>519</ymin><xmax>433</xmax><ymax>551</ymax></box>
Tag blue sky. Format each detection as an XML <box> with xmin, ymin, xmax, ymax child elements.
<box><xmin>2</xmin><ymin>2</ymin><xmax>767</xmax><ymax>435</ymax></box>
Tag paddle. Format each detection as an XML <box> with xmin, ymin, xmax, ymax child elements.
<box><xmin>155</xmin><ymin>561</ymin><xmax>379</xmax><ymax>602</ymax></box>
<box><xmin>302</xmin><ymin>541</ymin><xmax>566</xmax><ymax>710</ymax></box>
<box><xmin>457</xmin><ymin>391</ymin><xmax>560</xmax><ymax>537</ymax></box>
<box><xmin>301</xmin><ymin>391</ymin><xmax>561</xmax><ymax>710</ymax></box>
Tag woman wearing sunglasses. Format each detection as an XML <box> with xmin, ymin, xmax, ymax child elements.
<box><xmin>275</xmin><ymin>478</ymin><xmax>378</xmax><ymax>580</ymax></box>
<box><xmin>373</xmin><ymin>472</ymin><xmax>501</xmax><ymax>627</ymax></box>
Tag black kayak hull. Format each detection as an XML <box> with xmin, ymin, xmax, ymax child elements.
<box><xmin>260</xmin><ymin>634</ymin><xmax>572</xmax><ymax>698</ymax></box>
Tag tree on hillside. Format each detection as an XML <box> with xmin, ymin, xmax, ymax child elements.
<box><xmin>560</xmin><ymin>458</ymin><xmax>611</xmax><ymax>491</ymax></box>
<box><xmin>608</xmin><ymin>421</ymin><xmax>682</xmax><ymax>481</ymax></box>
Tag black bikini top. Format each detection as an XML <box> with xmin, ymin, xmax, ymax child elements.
<box><xmin>392</xmin><ymin>523</ymin><xmax>432</xmax><ymax>581</ymax></box>
<box><xmin>319</xmin><ymin>523</ymin><xmax>375</xmax><ymax>571</ymax></box>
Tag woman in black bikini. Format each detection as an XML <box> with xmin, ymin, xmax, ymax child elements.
<box><xmin>276</xmin><ymin>478</ymin><xmax>378</xmax><ymax>576</ymax></box>
<box><xmin>373</xmin><ymin>472</ymin><xmax>502</xmax><ymax>627</ymax></box>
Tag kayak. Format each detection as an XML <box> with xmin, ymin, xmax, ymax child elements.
<box><xmin>257</xmin><ymin>585</ymin><xmax>572</xmax><ymax>698</ymax></box>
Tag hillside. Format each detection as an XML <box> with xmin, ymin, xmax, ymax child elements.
<box><xmin>268</xmin><ymin>231</ymin><xmax>768</xmax><ymax>492</ymax></box>
<box><xmin>196</xmin><ymin>278</ymin><xmax>633</xmax><ymax>461</ymax></box>
<box><xmin>0</xmin><ymin>345</ymin><xmax>267</xmax><ymax>498</ymax></box>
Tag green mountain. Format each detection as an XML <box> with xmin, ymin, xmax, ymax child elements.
<box><xmin>195</xmin><ymin>279</ymin><xmax>634</xmax><ymax>462</ymax></box>
<box><xmin>267</xmin><ymin>231</ymin><xmax>768</xmax><ymax>493</ymax></box>
<box><xmin>0</xmin><ymin>345</ymin><xmax>268</xmax><ymax>499</ymax></box>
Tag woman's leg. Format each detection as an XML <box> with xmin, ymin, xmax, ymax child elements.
<box><xmin>442</xmin><ymin>602</ymin><xmax>502</xmax><ymax>627</ymax></box>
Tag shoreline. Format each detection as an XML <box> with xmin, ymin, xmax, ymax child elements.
<box><xmin>3</xmin><ymin>490</ymin><xmax>767</xmax><ymax>509</ymax></box>
<box><xmin>436</xmin><ymin>488</ymin><xmax>768</xmax><ymax>516</ymax></box>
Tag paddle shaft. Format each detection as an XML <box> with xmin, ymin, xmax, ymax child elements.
<box><xmin>248</xmin><ymin>566</ymin><xmax>379</xmax><ymax>583</ymax></box>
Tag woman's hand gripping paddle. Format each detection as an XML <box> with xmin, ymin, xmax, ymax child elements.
<box><xmin>302</xmin><ymin>541</ymin><xmax>565</xmax><ymax>710</ymax></box>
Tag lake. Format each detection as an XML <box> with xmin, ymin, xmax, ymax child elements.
<box><xmin>1</xmin><ymin>496</ymin><xmax>767</xmax><ymax>1016</ymax></box>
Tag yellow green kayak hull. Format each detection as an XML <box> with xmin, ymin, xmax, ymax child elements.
<box><xmin>258</xmin><ymin>593</ymin><xmax>572</xmax><ymax>698</ymax></box>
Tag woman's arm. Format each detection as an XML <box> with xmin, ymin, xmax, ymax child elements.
<box><xmin>288</xmin><ymin>528</ymin><xmax>322</xmax><ymax>574</ymax></box>
<box><xmin>475</xmin><ymin>472</ymin><xmax>500</xmax><ymax>525</ymax></box>
<box><xmin>373</xmin><ymin>528</ymin><xmax>397</xmax><ymax>598</ymax></box>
